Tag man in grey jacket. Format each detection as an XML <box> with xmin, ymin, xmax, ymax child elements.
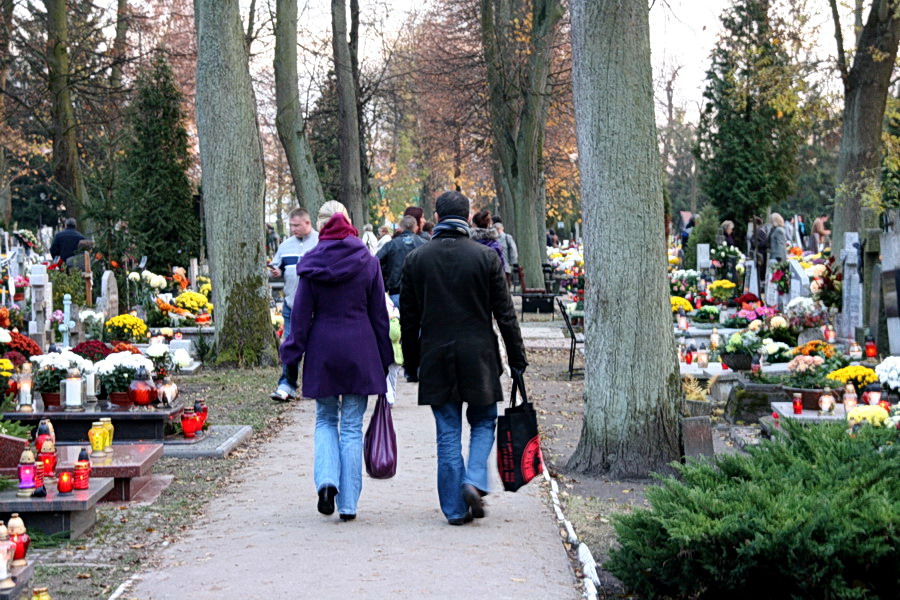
<box><xmin>269</xmin><ymin>207</ymin><xmax>319</xmax><ymax>401</ymax></box>
<box><xmin>494</xmin><ymin>219</ymin><xmax>518</xmax><ymax>288</ymax></box>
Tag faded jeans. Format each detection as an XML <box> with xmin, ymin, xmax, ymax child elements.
<box><xmin>315</xmin><ymin>394</ymin><xmax>369</xmax><ymax>515</ymax></box>
<box><xmin>430</xmin><ymin>402</ymin><xmax>498</xmax><ymax>521</ymax></box>
<box><xmin>278</xmin><ymin>303</ymin><xmax>299</xmax><ymax>392</ymax></box>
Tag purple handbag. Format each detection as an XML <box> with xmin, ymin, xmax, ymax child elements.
<box><xmin>364</xmin><ymin>395</ymin><xmax>397</xmax><ymax>479</ymax></box>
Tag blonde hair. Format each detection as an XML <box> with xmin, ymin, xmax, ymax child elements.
<box><xmin>316</xmin><ymin>200</ymin><xmax>349</xmax><ymax>230</ymax></box>
<box><xmin>770</xmin><ymin>213</ymin><xmax>784</xmax><ymax>228</ymax></box>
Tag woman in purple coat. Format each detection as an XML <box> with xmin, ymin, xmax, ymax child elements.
<box><xmin>280</xmin><ymin>201</ymin><xmax>393</xmax><ymax>521</ymax></box>
<box><xmin>470</xmin><ymin>210</ymin><xmax>505</xmax><ymax>268</ymax></box>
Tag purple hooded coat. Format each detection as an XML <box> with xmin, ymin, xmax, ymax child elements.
<box><xmin>279</xmin><ymin>216</ymin><xmax>393</xmax><ymax>399</ymax></box>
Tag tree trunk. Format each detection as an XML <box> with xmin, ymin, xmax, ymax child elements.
<box><xmin>194</xmin><ymin>0</ymin><xmax>276</xmax><ymax>366</ymax></box>
<box><xmin>274</xmin><ymin>0</ymin><xmax>326</xmax><ymax>218</ymax></box>
<box><xmin>480</xmin><ymin>0</ymin><xmax>563</xmax><ymax>291</ymax></box>
<box><xmin>567</xmin><ymin>0</ymin><xmax>681</xmax><ymax>478</ymax></box>
<box><xmin>0</xmin><ymin>0</ymin><xmax>13</xmax><ymax>224</ymax></box>
<box><xmin>109</xmin><ymin>0</ymin><xmax>128</xmax><ymax>89</ymax></box>
<box><xmin>331</xmin><ymin>0</ymin><xmax>364</xmax><ymax>227</ymax></box>
<box><xmin>44</xmin><ymin>0</ymin><xmax>87</xmax><ymax>220</ymax></box>
<box><xmin>831</xmin><ymin>0</ymin><xmax>900</xmax><ymax>255</ymax></box>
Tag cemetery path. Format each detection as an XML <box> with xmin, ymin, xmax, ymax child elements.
<box><xmin>125</xmin><ymin>378</ymin><xmax>577</xmax><ymax>600</ymax></box>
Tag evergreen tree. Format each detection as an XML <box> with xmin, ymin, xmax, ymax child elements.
<box><xmin>117</xmin><ymin>54</ymin><xmax>199</xmax><ymax>271</ymax></box>
<box><xmin>694</xmin><ymin>0</ymin><xmax>802</xmax><ymax>244</ymax></box>
<box><xmin>307</xmin><ymin>71</ymin><xmax>341</xmax><ymax>205</ymax></box>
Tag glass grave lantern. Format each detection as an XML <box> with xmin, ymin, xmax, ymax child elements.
<box><xmin>864</xmin><ymin>383</ymin><xmax>882</xmax><ymax>406</ymax></box>
<box><xmin>847</xmin><ymin>341</ymin><xmax>863</xmax><ymax>361</ymax></box>
<box><xmin>792</xmin><ymin>392</ymin><xmax>803</xmax><ymax>414</ymax></box>
<box><xmin>865</xmin><ymin>335</ymin><xmax>878</xmax><ymax>359</ymax></box>
<box><xmin>15</xmin><ymin>363</ymin><xmax>33</xmax><ymax>413</ymax></box>
<box><xmin>63</xmin><ymin>367</ymin><xmax>85</xmax><ymax>411</ymax></box>
<box><xmin>696</xmin><ymin>344</ymin><xmax>709</xmax><ymax>369</ymax></box>
<box><xmin>56</xmin><ymin>470</ymin><xmax>74</xmax><ymax>495</ymax></box>
<box><xmin>0</xmin><ymin>521</ymin><xmax>15</xmax><ymax>590</ymax></box>
<box><xmin>8</xmin><ymin>513</ymin><xmax>29</xmax><ymax>568</ymax></box>
<box><xmin>818</xmin><ymin>387</ymin><xmax>837</xmax><ymax>415</ymax></box>
<box><xmin>15</xmin><ymin>448</ymin><xmax>35</xmax><ymax>498</ymax></box>
<box><xmin>128</xmin><ymin>366</ymin><xmax>156</xmax><ymax>409</ymax></box>
<box><xmin>842</xmin><ymin>384</ymin><xmax>858</xmax><ymax>412</ymax></box>
<box><xmin>37</xmin><ymin>440</ymin><xmax>57</xmax><ymax>480</ymax></box>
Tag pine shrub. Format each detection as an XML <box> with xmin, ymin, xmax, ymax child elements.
<box><xmin>608</xmin><ymin>420</ymin><xmax>899</xmax><ymax>599</ymax></box>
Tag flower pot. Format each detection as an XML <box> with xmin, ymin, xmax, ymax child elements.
<box><xmin>39</xmin><ymin>392</ymin><xmax>61</xmax><ymax>409</ymax></box>
<box><xmin>719</xmin><ymin>352</ymin><xmax>753</xmax><ymax>371</ymax></box>
<box><xmin>783</xmin><ymin>386</ymin><xmax>831</xmax><ymax>411</ymax></box>
<box><xmin>108</xmin><ymin>391</ymin><xmax>131</xmax><ymax>408</ymax></box>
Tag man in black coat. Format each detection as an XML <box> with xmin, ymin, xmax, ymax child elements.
<box><xmin>377</xmin><ymin>215</ymin><xmax>425</xmax><ymax>307</ymax></box>
<box><xmin>400</xmin><ymin>190</ymin><xmax>527</xmax><ymax>525</ymax></box>
<box><xmin>49</xmin><ymin>218</ymin><xmax>86</xmax><ymax>263</ymax></box>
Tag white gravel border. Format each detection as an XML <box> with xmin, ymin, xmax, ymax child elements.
<box><xmin>543</xmin><ymin>465</ymin><xmax>601</xmax><ymax>599</ymax></box>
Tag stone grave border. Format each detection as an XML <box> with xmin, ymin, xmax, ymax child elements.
<box><xmin>540</xmin><ymin>465</ymin><xmax>600</xmax><ymax>599</ymax></box>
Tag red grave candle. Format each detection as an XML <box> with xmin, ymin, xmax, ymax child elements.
<box><xmin>73</xmin><ymin>461</ymin><xmax>90</xmax><ymax>490</ymax></box>
<box><xmin>57</xmin><ymin>471</ymin><xmax>74</xmax><ymax>494</ymax></box>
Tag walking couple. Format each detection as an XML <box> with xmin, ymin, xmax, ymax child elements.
<box><xmin>279</xmin><ymin>192</ymin><xmax>527</xmax><ymax>524</ymax></box>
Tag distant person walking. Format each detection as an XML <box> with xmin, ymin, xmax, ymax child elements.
<box><xmin>812</xmin><ymin>213</ymin><xmax>831</xmax><ymax>252</ymax></box>
<box><xmin>404</xmin><ymin>206</ymin><xmax>431</xmax><ymax>241</ymax></box>
<box><xmin>377</xmin><ymin>215</ymin><xmax>425</xmax><ymax>307</ymax></box>
<box><xmin>400</xmin><ymin>190</ymin><xmax>527</xmax><ymax>526</ymax></box>
<box><xmin>494</xmin><ymin>218</ymin><xmax>518</xmax><ymax>288</ymax></box>
<box><xmin>50</xmin><ymin>218</ymin><xmax>85</xmax><ymax>263</ymax></box>
<box><xmin>768</xmin><ymin>213</ymin><xmax>787</xmax><ymax>262</ymax></box>
<box><xmin>279</xmin><ymin>201</ymin><xmax>392</xmax><ymax>521</ymax></box>
<box><xmin>716</xmin><ymin>220</ymin><xmax>735</xmax><ymax>247</ymax></box>
<box><xmin>269</xmin><ymin>207</ymin><xmax>319</xmax><ymax>401</ymax></box>
<box><xmin>361</xmin><ymin>223</ymin><xmax>379</xmax><ymax>255</ymax></box>
<box><xmin>376</xmin><ymin>225</ymin><xmax>392</xmax><ymax>251</ymax></box>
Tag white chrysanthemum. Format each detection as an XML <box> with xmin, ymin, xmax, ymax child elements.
<box><xmin>0</xmin><ymin>328</ymin><xmax>11</xmax><ymax>344</ymax></box>
<box><xmin>141</xmin><ymin>270</ymin><xmax>154</xmax><ymax>282</ymax></box>
<box><xmin>146</xmin><ymin>342</ymin><xmax>169</xmax><ymax>358</ymax></box>
<box><xmin>128</xmin><ymin>271</ymin><xmax>141</xmax><ymax>282</ymax></box>
<box><xmin>150</xmin><ymin>275</ymin><xmax>167</xmax><ymax>289</ymax></box>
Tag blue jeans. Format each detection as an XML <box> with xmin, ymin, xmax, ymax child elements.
<box><xmin>430</xmin><ymin>402</ymin><xmax>498</xmax><ymax>521</ymax></box>
<box><xmin>315</xmin><ymin>395</ymin><xmax>369</xmax><ymax>515</ymax></box>
<box><xmin>389</xmin><ymin>293</ymin><xmax>400</xmax><ymax>309</ymax></box>
<box><xmin>278</xmin><ymin>303</ymin><xmax>299</xmax><ymax>391</ymax></box>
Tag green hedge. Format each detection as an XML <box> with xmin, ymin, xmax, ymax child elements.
<box><xmin>608</xmin><ymin>421</ymin><xmax>899</xmax><ymax>599</ymax></box>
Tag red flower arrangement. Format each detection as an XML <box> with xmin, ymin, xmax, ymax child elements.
<box><xmin>770</xmin><ymin>261</ymin><xmax>790</xmax><ymax>294</ymax></box>
<box><xmin>2</xmin><ymin>351</ymin><xmax>26</xmax><ymax>368</ymax></box>
<box><xmin>71</xmin><ymin>340</ymin><xmax>112</xmax><ymax>362</ymax></box>
<box><xmin>3</xmin><ymin>332</ymin><xmax>40</xmax><ymax>358</ymax></box>
<box><xmin>734</xmin><ymin>293</ymin><xmax>760</xmax><ymax>305</ymax></box>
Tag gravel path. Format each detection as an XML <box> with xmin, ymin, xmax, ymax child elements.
<box><xmin>126</xmin><ymin>378</ymin><xmax>577</xmax><ymax>599</ymax></box>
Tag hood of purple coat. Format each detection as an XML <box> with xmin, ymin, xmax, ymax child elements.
<box><xmin>296</xmin><ymin>236</ymin><xmax>372</xmax><ymax>283</ymax></box>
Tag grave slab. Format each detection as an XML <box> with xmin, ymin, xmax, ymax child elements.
<box><xmin>163</xmin><ymin>425</ymin><xmax>252</xmax><ymax>459</ymax></box>
<box><xmin>3</xmin><ymin>402</ymin><xmax>184</xmax><ymax>443</ymax></box>
<box><xmin>0</xmin><ymin>562</ymin><xmax>34</xmax><ymax>600</ymax></box>
<box><xmin>0</xmin><ymin>444</ymin><xmax>163</xmax><ymax>502</ymax></box>
<box><xmin>0</xmin><ymin>477</ymin><xmax>113</xmax><ymax>538</ymax></box>
<box><xmin>772</xmin><ymin>401</ymin><xmax>847</xmax><ymax>422</ymax></box>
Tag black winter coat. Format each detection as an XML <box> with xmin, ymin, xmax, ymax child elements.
<box><xmin>377</xmin><ymin>232</ymin><xmax>426</xmax><ymax>295</ymax></box>
<box><xmin>400</xmin><ymin>229</ymin><xmax>527</xmax><ymax>406</ymax></box>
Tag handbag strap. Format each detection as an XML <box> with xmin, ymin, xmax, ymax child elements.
<box><xmin>509</xmin><ymin>369</ymin><xmax>529</xmax><ymax>407</ymax></box>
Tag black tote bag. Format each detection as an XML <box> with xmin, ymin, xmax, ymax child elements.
<box><xmin>496</xmin><ymin>369</ymin><xmax>544</xmax><ymax>492</ymax></box>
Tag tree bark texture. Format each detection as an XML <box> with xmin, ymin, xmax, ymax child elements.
<box><xmin>194</xmin><ymin>0</ymin><xmax>276</xmax><ymax>366</ymax></box>
<box><xmin>274</xmin><ymin>0</ymin><xmax>326</xmax><ymax>218</ymax></box>
<box><xmin>331</xmin><ymin>0</ymin><xmax>364</xmax><ymax>227</ymax></box>
<box><xmin>43</xmin><ymin>0</ymin><xmax>87</xmax><ymax>220</ymax></box>
<box><xmin>109</xmin><ymin>0</ymin><xmax>129</xmax><ymax>90</ymax></box>
<box><xmin>831</xmin><ymin>0</ymin><xmax>900</xmax><ymax>254</ymax></box>
<box><xmin>567</xmin><ymin>0</ymin><xmax>681</xmax><ymax>479</ymax></box>
<box><xmin>480</xmin><ymin>0</ymin><xmax>562</xmax><ymax>291</ymax></box>
<box><xmin>0</xmin><ymin>0</ymin><xmax>13</xmax><ymax>224</ymax></box>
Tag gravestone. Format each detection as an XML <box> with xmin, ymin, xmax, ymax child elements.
<box><xmin>189</xmin><ymin>258</ymin><xmax>199</xmax><ymax>291</ymax></box>
<box><xmin>880</xmin><ymin>217</ymin><xmax>900</xmax><ymax>354</ymax></box>
<box><xmin>681</xmin><ymin>416</ymin><xmax>714</xmax><ymax>458</ymax></box>
<box><xmin>840</xmin><ymin>232</ymin><xmax>863</xmax><ymax>341</ymax></box>
<box><xmin>27</xmin><ymin>264</ymin><xmax>49</xmax><ymax>350</ymax></box>
<box><xmin>98</xmin><ymin>271</ymin><xmax>119</xmax><ymax>318</ymax></box>
<box><xmin>787</xmin><ymin>259</ymin><xmax>810</xmax><ymax>302</ymax></box>
<box><xmin>697</xmin><ymin>244</ymin><xmax>711</xmax><ymax>270</ymax></box>
<box><xmin>764</xmin><ymin>261</ymin><xmax>778</xmax><ymax>307</ymax></box>
<box><xmin>744</xmin><ymin>259</ymin><xmax>759</xmax><ymax>297</ymax></box>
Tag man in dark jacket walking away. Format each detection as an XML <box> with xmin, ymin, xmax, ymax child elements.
<box><xmin>377</xmin><ymin>215</ymin><xmax>425</xmax><ymax>307</ymax></box>
<box><xmin>50</xmin><ymin>218</ymin><xmax>86</xmax><ymax>263</ymax></box>
<box><xmin>400</xmin><ymin>191</ymin><xmax>527</xmax><ymax>525</ymax></box>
